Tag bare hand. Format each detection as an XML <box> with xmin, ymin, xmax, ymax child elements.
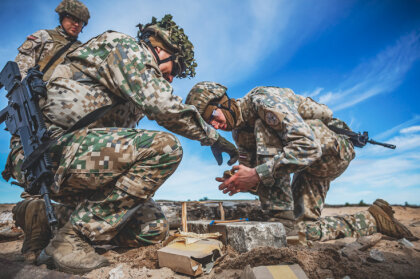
<box><xmin>216</xmin><ymin>165</ymin><xmax>260</xmax><ymax>196</ymax></box>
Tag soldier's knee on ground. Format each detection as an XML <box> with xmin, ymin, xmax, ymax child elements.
<box><xmin>111</xmin><ymin>200</ymin><xmax>169</xmax><ymax>247</ymax></box>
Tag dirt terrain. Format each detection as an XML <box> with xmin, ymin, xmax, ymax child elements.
<box><xmin>1</xmin><ymin>203</ymin><xmax>419</xmax><ymax>279</ymax></box>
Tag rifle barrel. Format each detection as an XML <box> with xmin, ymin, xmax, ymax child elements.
<box><xmin>368</xmin><ymin>139</ymin><xmax>396</xmax><ymax>149</ymax></box>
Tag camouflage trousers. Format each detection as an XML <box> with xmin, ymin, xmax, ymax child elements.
<box><xmin>258</xmin><ymin>119</ymin><xmax>355</xmax><ymax>219</ymax></box>
<box><xmin>9</xmin><ymin>127</ymin><xmax>183</xmax><ymax>245</ymax></box>
<box><xmin>301</xmin><ymin>210</ymin><xmax>378</xmax><ymax>241</ymax></box>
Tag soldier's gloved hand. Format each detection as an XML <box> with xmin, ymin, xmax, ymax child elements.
<box><xmin>210</xmin><ymin>136</ymin><xmax>238</xmax><ymax>166</ymax></box>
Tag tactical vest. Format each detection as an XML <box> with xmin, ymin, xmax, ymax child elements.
<box><xmin>37</xmin><ymin>29</ymin><xmax>81</xmax><ymax>81</ymax></box>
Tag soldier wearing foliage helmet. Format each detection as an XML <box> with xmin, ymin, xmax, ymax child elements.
<box><xmin>14</xmin><ymin>0</ymin><xmax>90</xmax><ymax>81</ymax></box>
<box><xmin>185</xmin><ymin>82</ymin><xmax>416</xmax><ymax>242</ymax></box>
<box><xmin>4</xmin><ymin>15</ymin><xmax>237</xmax><ymax>273</ymax></box>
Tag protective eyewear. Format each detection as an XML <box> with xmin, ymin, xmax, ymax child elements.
<box><xmin>64</xmin><ymin>13</ymin><xmax>84</xmax><ymax>26</ymax></box>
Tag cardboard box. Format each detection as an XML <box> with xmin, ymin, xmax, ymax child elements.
<box><xmin>241</xmin><ymin>264</ymin><xmax>309</xmax><ymax>279</ymax></box>
<box><xmin>157</xmin><ymin>238</ymin><xmax>223</xmax><ymax>277</ymax></box>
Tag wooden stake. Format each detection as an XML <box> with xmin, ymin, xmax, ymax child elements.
<box><xmin>219</xmin><ymin>202</ymin><xmax>225</xmax><ymax>221</ymax></box>
<box><xmin>181</xmin><ymin>202</ymin><xmax>188</xmax><ymax>232</ymax></box>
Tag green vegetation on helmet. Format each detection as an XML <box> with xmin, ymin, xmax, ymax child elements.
<box><xmin>185</xmin><ymin>81</ymin><xmax>227</xmax><ymax>115</ymax></box>
<box><xmin>137</xmin><ymin>14</ymin><xmax>197</xmax><ymax>79</ymax></box>
<box><xmin>55</xmin><ymin>0</ymin><xmax>90</xmax><ymax>25</ymax></box>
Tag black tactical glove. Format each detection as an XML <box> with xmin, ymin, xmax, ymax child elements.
<box><xmin>211</xmin><ymin>136</ymin><xmax>239</xmax><ymax>166</ymax></box>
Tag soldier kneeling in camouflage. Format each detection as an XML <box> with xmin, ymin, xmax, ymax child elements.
<box><xmin>10</xmin><ymin>0</ymin><xmax>90</xmax><ymax>264</ymax></box>
<box><xmin>5</xmin><ymin>16</ymin><xmax>237</xmax><ymax>274</ymax></box>
<box><xmin>185</xmin><ymin>82</ymin><xmax>415</xmax><ymax>242</ymax></box>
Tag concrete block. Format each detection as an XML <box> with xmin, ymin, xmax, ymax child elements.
<box><xmin>241</xmin><ymin>264</ymin><xmax>309</xmax><ymax>279</ymax></box>
<box><xmin>188</xmin><ymin>220</ymin><xmax>287</xmax><ymax>253</ymax></box>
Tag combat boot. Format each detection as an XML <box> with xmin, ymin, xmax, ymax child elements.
<box><xmin>37</xmin><ymin>221</ymin><xmax>108</xmax><ymax>274</ymax></box>
<box><xmin>12</xmin><ymin>199</ymin><xmax>51</xmax><ymax>263</ymax></box>
<box><xmin>368</xmin><ymin>199</ymin><xmax>416</xmax><ymax>240</ymax></box>
<box><xmin>268</xmin><ymin>210</ymin><xmax>296</xmax><ymax>235</ymax></box>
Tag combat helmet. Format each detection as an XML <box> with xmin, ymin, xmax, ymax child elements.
<box><xmin>185</xmin><ymin>81</ymin><xmax>227</xmax><ymax>115</ymax></box>
<box><xmin>55</xmin><ymin>0</ymin><xmax>90</xmax><ymax>25</ymax></box>
<box><xmin>137</xmin><ymin>14</ymin><xmax>197</xmax><ymax>79</ymax></box>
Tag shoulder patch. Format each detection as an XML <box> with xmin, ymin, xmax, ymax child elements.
<box><xmin>21</xmin><ymin>40</ymin><xmax>35</xmax><ymax>50</ymax></box>
<box><xmin>27</xmin><ymin>35</ymin><xmax>38</xmax><ymax>40</ymax></box>
<box><xmin>265</xmin><ymin>111</ymin><xmax>280</xmax><ymax>126</ymax></box>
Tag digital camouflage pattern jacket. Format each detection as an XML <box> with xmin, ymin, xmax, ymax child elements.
<box><xmin>233</xmin><ymin>86</ymin><xmax>337</xmax><ymax>187</ymax></box>
<box><xmin>7</xmin><ymin>31</ymin><xmax>218</xmax><ymax>188</ymax></box>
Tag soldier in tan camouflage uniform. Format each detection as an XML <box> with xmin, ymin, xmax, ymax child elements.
<box><xmin>185</xmin><ymin>82</ymin><xmax>415</xmax><ymax>242</ymax></box>
<box><xmin>4</xmin><ymin>16</ymin><xmax>237</xmax><ymax>273</ymax></box>
<box><xmin>9</xmin><ymin>0</ymin><xmax>90</xmax><ymax>264</ymax></box>
<box><xmin>15</xmin><ymin>0</ymin><xmax>90</xmax><ymax>81</ymax></box>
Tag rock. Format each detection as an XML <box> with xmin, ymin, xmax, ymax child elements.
<box><xmin>108</xmin><ymin>264</ymin><xmax>125</xmax><ymax>279</ymax></box>
<box><xmin>0</xmin><ymin>258</ymin><xmax>81</xmax><ymax>278</ymax></box>
<box><xmin>398</xmin><ymin>238</ymin><xmax>414</xmax><ymax>248</ymax></box>
<box><xmin>188</xmin><ymin>220</ymin><xmax>286</xmax><ymax>253</ymax></box>
<box><xmin>410</xmin><ymin>220</ymin><xmax>420</xmax><ymax>227</ymax></box>
<box><xmin>0</xmin><ymin>211</ymin><xmax>13</xmax><ymax>224</ymax></box>
<box><xmin>368</xmin><ymin>249</ymin><xmax>385</xmax><ymax>263</ymax></box>
<box><xmin>0</xmin><ymin>211</ymin><xmax>23</xmax><ymax>240</ymax></box>
<box><xmin>340</xmin><ymin>242</ymin><xmax>363</xmax><ymax>261</ymax></box>
<box><xmin>0</xmin><ymin>225</ymin><xmax>23</xmax><ymax>240</ymax></box>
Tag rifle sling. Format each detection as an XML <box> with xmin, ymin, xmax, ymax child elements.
<box><xmin>21</xmin><ymin>101</ymin><xmax>122</xmax><ymax>171</ymax></box>
<box><xmin>327</xmin><ymin>125</ymin><xmax>355</xmax><ymax>137</ymax></box>
<box><xmin>40</xmin><ymin>40</ymin><xmax>76</xmax><ymax>74</ymax></box>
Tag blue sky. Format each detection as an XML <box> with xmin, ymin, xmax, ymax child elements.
<box><xmin>0</xmin><ymin>0</ymin><xmax>419</xmax><ymax>204</ymax></box>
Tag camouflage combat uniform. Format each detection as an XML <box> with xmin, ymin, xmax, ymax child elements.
<box><xmin>14</xmin><ymin>26</ymin><xmax>81</xmax><ymax>81</ymax></box>
<box><xmin>232</xmin><ymin>86</ymin><xmax>377</xmax><ymax>240</ymax></box>
<box><xmin>6</xmin><ymin>31</ymin><xmax>218</xmax><ymax>246</ymax></box>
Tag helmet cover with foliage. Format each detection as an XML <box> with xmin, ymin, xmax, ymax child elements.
<box><xmin>137</xmin><ymin>14</ymin><xmax>197</xmax><ymax>79</ymax></box>
<box><xmin>185</xmin><ymin>81</ymin><xmax>227</xmax><ymax>115</ymax></box>
<box><xmin>55</xmin><ymin>0</ymin><xmax>90</xmax><ymax>25</ymax></box>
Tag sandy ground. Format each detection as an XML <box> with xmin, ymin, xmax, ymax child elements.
<box><xmin>1</xmin><ymin>204</ymin><xmax>419</xmax><ymax>279</ymax></box>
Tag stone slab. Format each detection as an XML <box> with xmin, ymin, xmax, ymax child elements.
<box><xmin>188</xmin><ymin>220</ymin><xmax>287</xmax><ymax>253</ymax></box>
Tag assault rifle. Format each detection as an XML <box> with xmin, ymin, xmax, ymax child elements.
<box><xmin>328</xmin><ymin>125</ymin><xmax>396</xmax><ymax>149</ymax></box>
<box><xmin>0</xmin><ymin>61</ymin><xmax>58</xmax><ymax>231</ymax></box>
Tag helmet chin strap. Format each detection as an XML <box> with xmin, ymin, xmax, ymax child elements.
<box><xmin>143</xmin><ymin>38</ymin><xmax>174</xmax><ymax>65</ymax></box>
<box><xmin>210</xmin><ymin>94</ymin><xmax>237</xmax><ymax>124</ymax></box>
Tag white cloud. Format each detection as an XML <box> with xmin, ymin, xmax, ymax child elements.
<box><xmin>326</xmin><ymin>114</ymin><xmax>420</xmax><ymax>205</ymax></box>
<box><xmin>318</xmin><ymin>29</ymin><xmax>420</xmax><ymax>111</ymax></box>
<box><xmin>375</xmin><ymin>115</ymin><xmax>420</xmax><ymax>140</ymax></box>
<box><xmin>400</xmin><ymin>125</ymin><xmax>420</xmax><ymax>134</ymax></box>
<box><xmin>326</xmin><ymin>145</ymin><xmax>420</xmax><ymax>204</ymax></box>
<box><xmin>303</xmin><ymin>87</ymin><xmax>324</xmax><ymax>98</ymax></box>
